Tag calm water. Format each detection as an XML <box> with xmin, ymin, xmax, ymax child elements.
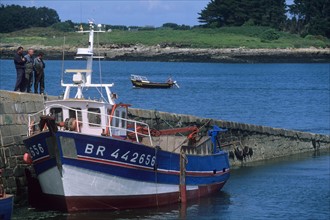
<box><xmin>0</xmin><ymin>60</ymin><xmax>329</xmax><ymax>219</ymax></box>
<box><xmin>1</xmin><ymin>60</ymin><xmax>329</xmax><ymax>134</ymax></box>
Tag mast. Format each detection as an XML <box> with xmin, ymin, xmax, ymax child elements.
<box><xmin>61</xmin><ymin>21</ymin><xmax>116</xmax><ymax>104</ymax></box>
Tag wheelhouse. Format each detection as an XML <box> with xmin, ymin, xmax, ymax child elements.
<box><xmin>28</xmin><ymin>99</ymin><xmax>152</xmax><ymax>146</ymax></box>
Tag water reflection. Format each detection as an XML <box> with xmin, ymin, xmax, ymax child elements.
<box><xmin>53</xmin><ymin>191</ymin><xmax>231</xmax><ymax>220</ymax></box>
<box><xmin>13</xmin><ymin>191</ymin><xmax>231</xmax><ymax>220</ymax></box>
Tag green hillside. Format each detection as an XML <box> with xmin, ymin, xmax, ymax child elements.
<box><xmin>0</xmin><ymin>26</ymin><xmax>329</xmax><ymax>49</ymax></box>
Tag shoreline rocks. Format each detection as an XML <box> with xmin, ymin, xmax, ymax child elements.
<box><xmin>1</xmin><ymin>44</ymin><xmax>329</xmax><ymax>63</ymax></box>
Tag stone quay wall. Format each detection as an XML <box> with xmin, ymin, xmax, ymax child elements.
<box><xmin>0</xmin><ymin>90</ymin><xmax>329</xmax><ymax>204</ymax></box>
<box><xmin>0</xmin><ymin>90</ymin><xmax>45</xmax><ymax>204</ymax></box>
<box><xmin>128</xmin><ymin>109</ymin><xmax>330</xmax><ymax>166</ymax></box>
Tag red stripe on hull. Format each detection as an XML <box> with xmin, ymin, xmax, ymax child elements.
<box><xmin>31</xmin><ymin>182</ymin><xmax>226</xmax><ymax>212</ymax></box>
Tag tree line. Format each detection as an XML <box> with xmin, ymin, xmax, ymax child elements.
<box><xmin>0</xmin><ymin>2</ymin><xmax>329</xmax><ymax>38</ymax></box>
<box><xmin>0</xmin><ymin>4</ymin><xmax>60</xmax><ymax>32</ymax></box>
<box><xmin>198</xmin><ymin>0</ymin><xmax>329</xmax><ymax>38</ymax></box>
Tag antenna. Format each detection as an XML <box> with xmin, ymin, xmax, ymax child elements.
<box><xmin>61</xmin><ymin>36</ymin><xmax>66</xmax><ymax>86</ymax></box>
<box><xmin>80</xmin><ymin>2</ymin><xmax>82</xmax><ymax>24</ymax></box>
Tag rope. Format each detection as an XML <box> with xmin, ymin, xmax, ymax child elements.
<box><xmin>171</xmin><ymin>119</ymin><xmax>212</xmax><ymax>152</ymax></box>
<box><xmin>154</xmin><ymin>110</ymin><xmax>185</xmax><ymax>137</ymax></box>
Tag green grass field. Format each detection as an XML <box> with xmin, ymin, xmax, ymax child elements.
<box><xmin>1</xmin><ymin>26</ymin><xmax>329</xmax><ymax>49</ymax></box>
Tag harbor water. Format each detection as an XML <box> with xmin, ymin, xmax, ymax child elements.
<box><xmin>0</xmin><ymin>60</ymin><xmax>329</xmax><ymax>219</ymax></box>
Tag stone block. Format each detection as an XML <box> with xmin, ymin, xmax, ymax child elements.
<box><xmin>288</xmin><ymin>130</ymin><xmax>296</xmax><ymax>138</ymax></box>
<box><xmin>272</xmin><ymin>128</ymin><xmax>281</xmax><ymax>136</ymax></box>
<box><xmin>0</xmin><ymin>103</ymin><xmax>4</xmax><ymax>114</ymax></box>
<box><xmin>319</xmin><ymin>135</ymin><xmax>330</xmax><ymax>143</ymax></box>
<box><xmin>16</xmin><ymin>155</ymin><xmax>24</xmax><ymax>164</ymax></box>
<box><xmin>2</xmin><ymin>102</ymin><xmax>16</xmax><ymax>114</ymax></box>
<box><xmin>13</xmin><ymin>135</ymin><xmax>24</xmax><ymax>145</ymax></box>
<box><xmin>4</xmin><ymin>147</ymin><xmax>10</xmax><ymax>157</ymax></box>
<box><xmin>255</xmin><ymin>125</ymin><xmax>262</xmax><ymax>133</ymax></box>
<box><xmin>232</xmin><ymin>122</ymin><xmax>239</xmax><ymax>129</ymax></box>
<box><xmin>9</xmin><ymin>125</ymin><xmax>21</xmax><ymax>136</ymax></box>
<box><xmin>0</xmin><ymin>125</ymin><xmax>12</xmax><ymax>137</ymax></box>
<box><xmin>1</xmin><ymin>136</ymin><xmax>14</xmax><ymax>147</ymax></box>
<box><xmin>222</xmin><ymin>121</ymin><xmax>230</xmax><ymax>129</ymax></box>
<box><xmin>2</xmin><ymin>168</ymin><xmax>13</xmax><ymax>177</ymax></box>
<box><xmin>239</xmin><ymin>123</ymin><xmax>246</xmax><ymax>131</ymax></box>
<box><xmin>8</xmin><ymin>157</ymin><xmax>17</xmax><ymax>168</ymax></box>
<box><xmin>15</xmin><ymin>114</ymin><xmax>28</xmax><ymax>125</ymax></box>
<box><xmin>15</xmin><ymin>103</ymin><xmax>27</xmax><ymax>113</ymax></box>
<box><xmin>264</xmin><ymin>127</ymin><xmax>273</xmax><ymax>135</ymax></box>
<box><xmin>0</xmin><ymin>90</ymin><xmax>21</xmax><ymax>102</ymax></box>
<box><xmin>9</xmin><ymin>145</ymin><xmax>21</xmax><ymax>156</ymax></box>
<box><xmin>297</xmin><ymin>132</ymin><xmax>312</xmax><ymax>140</ymax></box>
<box><xmin>6</xmin><ymin>177</ymin><xmax>16</xmax><ymax>188</ymax></box>
<box><xmin>0</xmin><ymin>157</ymin><xmax>4</xmax><ymax>168</ymax></box>
<box><xmin>139</xmin><ymin>109</ymin><xmax>152</xmax><ymax>119</ymax></box>
<box><xmin>35</xmin><ymin>102</ymin><xmax>45</xmax><ymax>111</ymax></box>
<box><xmin>20</xmin><ymin>92</ymin><xmax>44</xmax><ymax>102</ymax></box>
<box><xmin>19</xmin><ymin>145</ymin><xmax>28</xmax><ymax>155</ymax></box>
<box><xmin>24</xmin><ymin>102</ymin><xmax>36</xmax><ymax>114</ymax></box>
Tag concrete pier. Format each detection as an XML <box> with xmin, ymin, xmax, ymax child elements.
<box><xmin>0</xmin><ymin>90</ymin><xmax>329</xmax><ymax>204</ymax></box>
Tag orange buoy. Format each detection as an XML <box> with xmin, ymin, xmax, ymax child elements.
<box><xmin>23</xmin><ymin>153</ymin><xmax>32</xmax><ymax>164</ymax></box>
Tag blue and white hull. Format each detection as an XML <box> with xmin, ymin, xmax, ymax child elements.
<box><xmin>24</xmin><ymin>131</ymin><xmax>230</xmax><ymax>211</ymax></box>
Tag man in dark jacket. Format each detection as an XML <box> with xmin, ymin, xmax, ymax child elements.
<box><xmin>33</xmin><ymin>52</ymin><xmax>46</xmax><ymax>94</ymax></box>
<box><xmin>13</xmin><ymin>46</ymin><xmax>26</xmax><ymax>92</ymax></box>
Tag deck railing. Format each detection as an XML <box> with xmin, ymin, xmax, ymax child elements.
<box><xmin>27</xmin><ymin>104</ymin><xmax>153</xmax><ymax>146</ymax></box>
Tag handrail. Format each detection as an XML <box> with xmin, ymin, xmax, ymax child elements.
<box><xmin>27</xmin><ymin>104</ymin><xmax>153</xmax><ymax>146</ymax></box>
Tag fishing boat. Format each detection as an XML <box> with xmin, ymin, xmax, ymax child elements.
<box><xmin>130</xmin><ymin>74</ymin><xmax>179</xmax><ymax>88</ymax></box>
<box><xmin>23</xmin><ymin>21</ymin><xmax>230</xmax><ymax>212</ymax></box>
<box><xmin>0</xmin><ymin>170</ymin><xmax>14</xmax><ymax>220</ymax></box>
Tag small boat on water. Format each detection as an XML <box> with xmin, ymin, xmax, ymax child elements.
<box><xmin>23</xmin><ymin>22</ymin><xmax>230</xmax><ymax>212</ymax></box>
<box><xmin>0</xmin><ymin>170</ymin><xmax>14</xmax><ymax>220</ymax></box>
<box><xmin>130</xmin><ymin>74</ymin><xmax>179</xmax><ymax>89</ymax></box>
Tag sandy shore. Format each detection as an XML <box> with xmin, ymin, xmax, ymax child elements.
<box><xmin>1</xmin><ymin>44</ymin><xmax>329</xmax><ymax>63</ymax></box>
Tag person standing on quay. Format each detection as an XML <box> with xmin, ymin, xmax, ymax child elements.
<box><xmin>33</xmin><ymin>52</ymin><xmax>46</xmax><ymax>94</ymax></box>
<box><xmin>24</xmin><ymin>48</ymin><xmax>34</xmax><ymax>93</ymax></box>
<box><xmin>13</xmin><ymin>46</ymin><xmax>26</xmax><ymax>92</ymax></box>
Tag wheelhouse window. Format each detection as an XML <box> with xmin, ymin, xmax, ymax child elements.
<box><xmin>121</xmin><ymin>111</ymin><xmax>126</xmax><ymax>128</ymax></box>
<box><xmin>115</xmin><ymin>110</ymin><xmax>120</xmax><ymax>127</ymax></box>
<box><xmin>50</xmin><ymin>108</ymin><xmax>63</xmax><ymax>122</ymax></box>
<box><xmin>88</xmin><ymin>108</ymin><xmax>101</xmax><ymax>127</ymax></box>
<box><xmin>69</xmin><ymin>108</ymin><xmax>82</xmax><ymax>121</ymax></box>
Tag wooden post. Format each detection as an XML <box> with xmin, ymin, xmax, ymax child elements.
<box><xmin>179</xmin><ymin>149</ymin><xmax>187</xmax><ymax>203</ymax></box>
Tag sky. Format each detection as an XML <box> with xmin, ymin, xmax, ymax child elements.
<box><xmin>1</xmin><ymin>0</ymin><xmax>210</xmax><ymax>27</ymax></box>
